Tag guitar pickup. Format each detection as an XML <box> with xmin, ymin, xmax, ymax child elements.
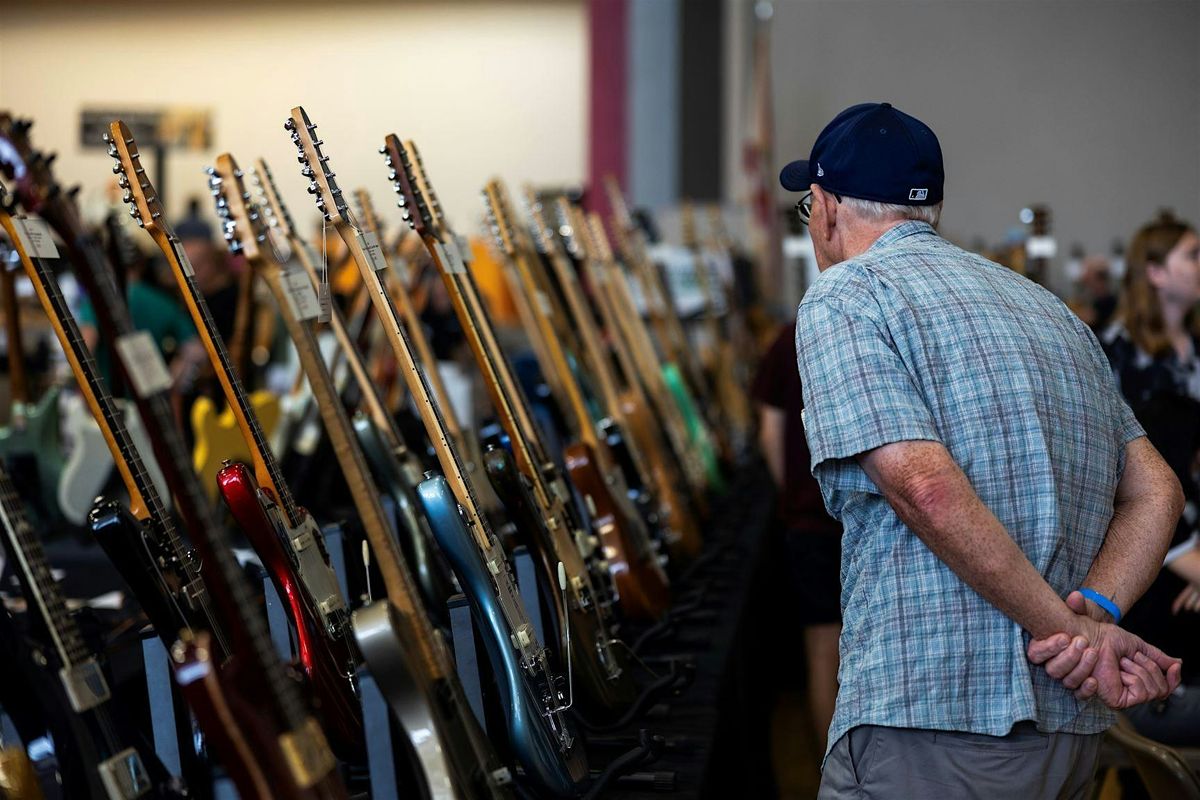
<box><xmin>97</xmin><ymin>747</ymin><xmax>152</xmax><ymax>799</ymax></box>
<box><xmin>59</xmin><ymin>658</ymin><xmax>111</xmax><ymax>713</ymax></box>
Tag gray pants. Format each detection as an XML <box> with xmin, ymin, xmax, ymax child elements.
<box><xmin>819</xmin><ymin>722</ymin><xmax>1103</xmax><ymax>799</ymax></box>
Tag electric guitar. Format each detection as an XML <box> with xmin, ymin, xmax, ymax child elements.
<box><xmin>289</xmin><ymin>106</ymin><xmax>583</xmax><ymax>794</ymax></box>
<box><xmin>108</xmin><ymin>120</ymin><xmax>348</xmax><ymax>800</ymax></box>
<box><xmin>109</xmin><ymin>121</ymin><xmax>361</xmax><ymax>759</ymax></box>
<box><xmin>388</xmin><ymin>136</ymin><xmax>638</xmax><ymax>714</ymax></box>
<box><xmin>216</xmin><ymin>153</ymin><xmax>494</xmax><ymax>796</ymax></box>
<box><xmin>551</xmin><ymin>197</ymin><xmax>703</xmax><ymax>556</ymax></box>
<box><xmin>190</xmin><ymin>390</ymin><xmax>282</xmax><ymax>498</ymax></box>
<box><xmin>604</xmin><ymin>178</ymin><xmax>723</xmax><ymax>491</ymax></box>
<box><xmin>0</xmin><ymin>461</ymin><xmax>169</xmax><ymax>799</ymax></box>
<box><xmin>0</xmin><ymin>115</ymin><xmax>230</xmax><ymax>660</ymax></box>
<box><xmin>484</xmin><ymin>181</ymin><xmax>670</xmax><ymax>615</ymax></box>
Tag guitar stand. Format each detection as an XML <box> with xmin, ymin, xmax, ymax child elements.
<box><xmin>581</xmin><ymin>730</ymin><xmax>672</xmax><ymax>799</ymax></box>
<box><xmin>574</xmin><ymin>660</ymin><xmax>694</xmax><ymax>735</ymax></box>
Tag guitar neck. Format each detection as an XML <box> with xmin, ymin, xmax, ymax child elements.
<box><xmin>0</xmin><ymin>465</ymin><xmax>92</xmax><ymax>671</ymax></box>
<box><xmin>155</xmin><ymin>229</ymin><xmax>300</xmax><ymax>525</ymax></box>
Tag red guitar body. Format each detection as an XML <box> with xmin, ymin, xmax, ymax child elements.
<box><xmin>564</xmin><ymin>441</ymin><xmax>670</xmax><ymax>621</ymax></box>
<box><xmin>215</xmin><ymin>462</ymin><xmax>364</xmax><ymax>759</ymax></box>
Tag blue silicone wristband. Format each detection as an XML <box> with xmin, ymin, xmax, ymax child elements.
<box><xmin>1078</xmin><ymin>588</ymin><xmax>1122</xmax><ymax>624</ymax></box>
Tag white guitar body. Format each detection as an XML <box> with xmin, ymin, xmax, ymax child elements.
<box><xmin>58</xmin><ymin>392</ymin><xmax>170</xmax><ymax>525</ymax></box>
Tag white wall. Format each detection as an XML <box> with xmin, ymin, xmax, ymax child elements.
<box><xmin>749</xmin><ymin>0</ymin><xmax>1200</xmax><ymax>259</ymax></box>
<box><xmin>0</xmin><ymin>1</ymin><xmax>586</xmax><ymax>239</ymax></box>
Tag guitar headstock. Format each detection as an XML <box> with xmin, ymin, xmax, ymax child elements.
<box><xmin>521</xmin><ymin>186</ymin><xmax>556</xmax><ymax>255</ymax></box>
<box><xmin>286</xmin><ymin>106</ymin><xmax>349</xmax><ymax>225</ymax></box>
<box><xmin>0</xmin><ymin>114</ymin><xmax>79</xmax><ymax>220</ymax></box>
<box><xmin>603</xmin><ymin>175</ymin><xmax>633</xmax><ymax>231</ymax></box>
<box><xmin>585</xmin><ymin>212</ymin><xmax>615</xmax><ymax>264</ymax></box>
<box><xmin>107</xmin><ymin>120</ymin><xmax>169</xmax><ymax>237</ymax></box>
<box><xmin>250</xmin><ymin>157</ymin><xmax>297</xmax><ymax>240</ymax></box>
<box><xmin>404</xmin><ymin>140</ymin><xmax>447</xmax><ymax>232</ymax></box>
<box><xmin>381</xmin><ymin>134</ymin><xmax>439</xmax><ymax>242</ymax></box>
<box><xmin>553</xmin><ymin>196</ymin><xmax>587</xmax><ymax>261</ymax></box>
<box><xmin>482</xmin><ymin>180</ymin><xmax>518</xmax><ymax>258</ymax></box>
<box><xmin>353</xmin><ymin>188</ymin><xmax>382</xmax><ymax>237</ymax></box>
<box><xmin>208</xmin><ymin>154</ymin><xmax>269</xmax><ymax>263</ymax></box>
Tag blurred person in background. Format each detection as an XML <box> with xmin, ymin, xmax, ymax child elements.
<box><xmin>1070</xmin><ymin>254</ymin><xmax>1118</xmax><ymax>331</ymax></box>
<box><xmin>752</xmin><ymin>322</ymin><xmax>843</xmax><ymax>756</ymax></box>
<box><xmin>1100</xmin><ymin>211</ymin><xmax>1200</xmax><ymax>745</ymax></box>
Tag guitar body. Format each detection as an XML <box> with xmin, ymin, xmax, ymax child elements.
<box><xmin>191</xmin><ymin>392</ymin><xmax>282</xmax><ymax>496</ymax></box>
<box><xmin>352</xmin><ymin>600</ymin><xmax>457</xmax><ymax>799</ymax></box>
<box><xmin>60</xmin><ymin>395</ymin><xmax>169</xmax><ymax>525</ymax></box>
<box><xmin>480</xmin><ymin>445</ymin><xmax>639</xmax><ymax>719</ymax></box>
<box><xmin>171</xmin><ymin>633</ymin><xmax>295</xmax><ymax>800</ymax></box>
<box><xmin>214</xmin><ymin>463</ymin><xmax>363</xmax><ymax>759</ymax></box>
<box><xmin>661</xmin><ymin>363</ymin><xmax>724</xmax><ymax>491</ymax></box>
<box><xmin>0</xmin><ymin>745</ymin><xmax>44</xmax><ymax>799</ymax></box>
<box><xmin>88</xmin><ymin>500</ymin><xmax>194</xmax><ymax>647</ymax></box>
<box><xmin>0</xmin><ymin>387</ymin><xmax>65</xmax><ymax>520</ymax></box>
<box><xmin>563</xmin><ymin>441</ymin><xmax>669</xmax><ymax>621</ymax></box>
<box><xmin>352</xmin><ymin>415</ymin><xmax>456</xmax><ymax>627</ymax></box>
<box><xmin>616</xmin><ymin>391</ymin><xmax>702</xmax><ymax>556</ymax></box>
<box><xmin>416</xmin><ymin>474</ymin><xmax>587</xmax><ymax>796</ymax></box>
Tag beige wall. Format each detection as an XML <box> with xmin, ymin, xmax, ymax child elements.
<box><xmin>0</xmin><ymin>1</ymin><xmax>586</xmax><ymax>239</ymax></box>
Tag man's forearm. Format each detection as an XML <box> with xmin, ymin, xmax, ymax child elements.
<box><xmin>1079</xmin><ymin>438</ymin><xmax>1182</xmax><ymax>617</ymax></box>
<box><xmin>861</xmin><ymin>442</ymin><xmax>1080</xmax><ymax>640</ymax></box>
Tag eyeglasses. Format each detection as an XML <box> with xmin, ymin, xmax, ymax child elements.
<box><xmin>795</xmin><ymin>190</ymin><xmax>841</xmax><ymax>226</ymax></box>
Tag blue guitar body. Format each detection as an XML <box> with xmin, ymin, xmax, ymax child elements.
<box><xmin>416</xmin><ymin>474</ymin><xmax>586</xmax><ymax>797</ymax></box>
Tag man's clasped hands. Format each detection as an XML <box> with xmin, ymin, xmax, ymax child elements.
<box><xmin>1027</xmin><ymin>591</ymin><xmax>1182</xmax><ymax>708</ymax></box>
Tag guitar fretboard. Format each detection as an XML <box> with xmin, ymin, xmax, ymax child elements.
<box><xmin>0</xmin><ymin>465</ymin><xmax>90</xmax><ymax>667</ymax></box>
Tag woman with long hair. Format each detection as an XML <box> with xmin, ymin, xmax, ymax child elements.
<box><xmin>1101</xmin><ymin>210</ymin><xmax>1200</xmax><ymax>743</ymax></box>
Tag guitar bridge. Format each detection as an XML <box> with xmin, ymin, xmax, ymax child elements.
<box><xmin>59</xmin><ymin>658</ymin><xmax>111</xmax><ymax>712</ymax></box>
<box><xmin>97</xmin><ymin>747</ymin><xmax>152</xmax><ymax>799</ymax></box>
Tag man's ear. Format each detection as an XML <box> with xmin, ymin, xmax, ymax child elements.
<box><xmin>812</xmin><ymin>184</ymin><xmax>838</xmax><ymax>240</ymax></box>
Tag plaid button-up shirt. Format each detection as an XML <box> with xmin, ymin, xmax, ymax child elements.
<box><xmin>795</xmin><ymin>221</ymin><xmax>1145</xmax><ymax>762</ymax></box>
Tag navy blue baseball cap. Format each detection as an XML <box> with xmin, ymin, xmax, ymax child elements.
<box><xmin>779</xmin><ymin>102</ymin><xmax>944</xmax><ymax>206</ymax></box>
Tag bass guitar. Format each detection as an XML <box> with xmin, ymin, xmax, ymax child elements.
<box><xmin>290</xmin><ymin>106</ymin><xmax>583</xmax><ymax>794</ymax></box>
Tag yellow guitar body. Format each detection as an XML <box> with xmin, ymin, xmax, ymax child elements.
<box><xmin>191</xmin><ymin>391</ymin><xmax>282</xmax><ymax>498</ymax></box>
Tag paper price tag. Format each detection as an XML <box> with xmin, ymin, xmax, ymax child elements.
<box><xmin>440</xmin><ymin>238</ymin><xmax>467</xmax><ymax>274</ymax></box>
<box><xmin>115</xmin><ymin>331</ymin><xmax>173</xmax><ymax>397</ymax></box>
<box><xmin>171</xmin><ymin>240</ymin><xmax>195</xmax><ymax>277</ymax></box>
<box><xmin>357</xmin><ymin>230</ymin><xmax>388</xmax><ymax>272</ymax></box>
<box><xmin>454</xmin><ymin>234</ymin><xmax>473</xmax><ymax>265</ymax></box>
<box><xmin>13</xmin><ymin>217</ymin><xmax>59</xmax><ymax>259</ymax></box>
<box><xmin>282</xmin><ymin>269</ymin><xmax>320</xmax><ymax>321</ymax></box>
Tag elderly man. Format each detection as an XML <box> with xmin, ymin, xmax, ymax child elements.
<box><xmin>783</xmin><ymin>102</ymin><xmax>1184</xmax><ymax>798</ymax></box>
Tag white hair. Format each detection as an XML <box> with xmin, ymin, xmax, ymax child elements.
<box><xmin>842</xmin><ymin>196</ymin><xmax>943</xmax><ymax>228</ymax></box>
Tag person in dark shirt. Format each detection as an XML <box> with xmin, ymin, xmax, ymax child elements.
<box><xmin>752</xmin><ymin>321</ymin><xmax>842</xmax><ymax>751</ymax></box>
<box><xmin>1100</xmin><ymin>210</ymin><xmax>1200</xmax><ymax>745</ymax></box>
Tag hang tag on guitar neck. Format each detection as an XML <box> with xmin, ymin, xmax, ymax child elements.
<box><xmin>12</xmin><ymin>217</ymin><xmax>59</xmax><ymax>259</ymax></box>
<box><xmin>437</xmin><ymin>238</ymin><xmax>467</xmax><ymax>275</ymax></box>
<box><xmin>356</xmin><ymin>230</ymin><xmax>388</xmax><ymax>272</ymax></box>
<box><xmin>115</xmin><ymin>331</ymin><xmax>173</xmax><ymax>397</ymax></box>
<box><xmin>282</xmin><ymin>268</ymin><xmax>320</xmax><ymax>321</ymax></box>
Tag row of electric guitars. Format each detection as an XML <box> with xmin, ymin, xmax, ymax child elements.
<box><xmin>0</xmin><ymin>107</ymin><xmax>755</xmax><ymax>799</ymax></box>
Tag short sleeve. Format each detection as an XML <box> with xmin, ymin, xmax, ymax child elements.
<box><xmin>795</xmin><ymin>299</ymin><xmax>942</xmax><ymax>475</ymax></box>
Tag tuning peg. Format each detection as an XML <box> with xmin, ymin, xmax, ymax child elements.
<box><xmin>122</xmin><ymin>190</ymin><xmax>132</xmax><ymax>204</ymax></box>
<box><xmin>233</xmin><ymin>169</ymin><xmax>243</xmax><ymax>178</ymax></box>
<box><xmin>300</xmin><ymin>166</ymin><xmax>313</xmax><ymax>178</ymax></box>
<box><xmin>204</xmin><ymin>166</ymin><xmax>215</xmax><ymax>175</ymax></box>
<box><xmin>117</xmin><ymin>174</ymin><xmax>129</xmax><ymax>189</ymax></box>
<box><xmin>284</xmin><ymin>118</ymin><xmax>295</xmax><ymax>131</ymax></box>
<box><xmin>297</xmin><ymin>154</ymin><xmax>307</xmax><ymax>165</ymax></box>
<box><xmin>306</xmin><ymin>184</ymin><xmax>316</xmax><ymax>195</ymax></box>
<box><xmin>129</xmin><ymin>206</ymin><xmax>140</xmax><ymax>218</ymax></box>
<box><xmin>112</xmin><ymin>163</ymin><xmax>124</xmax><ymax>175</ymax></box>
<box><xmin>101</xmin><ymin>132</ymin><xmax>111</xmax><ymax>143</ymax></box>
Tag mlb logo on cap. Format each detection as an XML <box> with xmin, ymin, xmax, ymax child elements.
<box><xmin>779</xmin><ymin>102</ymin><xmax>944</xmax><ymax>207</ymax></box>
